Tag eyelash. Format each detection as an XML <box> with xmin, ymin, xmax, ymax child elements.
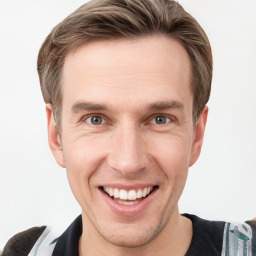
<box><xmin>80</xmin><ymin>114</ymin><xmax>176</xmax><ymax>126</ymax></box>
<box><xmin>81</xmin><ymin>114</ymin><xmax>107</xmax><ymax>125</ymax></box>
<box><xmin>150</xmin><ymin>116</ymin><xmax>171</xmax><ymax>125</ymax></box>
<box><xmin>148</xmin><ymin>114</ymin><xmax>176</xmax><ymax>125</ymax></box>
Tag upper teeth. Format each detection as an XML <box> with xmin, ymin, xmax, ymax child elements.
<box><xmin>103</xmin><ymin>187</ymin><xmax>153</xmax><ymax>200</ymax></box>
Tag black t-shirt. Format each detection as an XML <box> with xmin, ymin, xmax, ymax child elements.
<box><xmin>3</xmin><ymin>214</ymin><xmax>256</xmax><ymax>256</ymax></box>
<box><xmin>52</xmin><ymin>214</ymin><xmax>255</xmax><ymax>255</ymax></box>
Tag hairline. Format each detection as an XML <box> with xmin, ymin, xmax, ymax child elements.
<box><xmin>53</xmin><ymin>33</ymin><xmax>199</xmax><ymax>135</ymax></box>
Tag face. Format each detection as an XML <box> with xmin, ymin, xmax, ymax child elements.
<box><xmin>47</xmin><ymin>35</ymin><xmax>207</xmax><ymax>248</ymax></box>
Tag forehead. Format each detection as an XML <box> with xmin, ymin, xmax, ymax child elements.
<box><xmin>62</xmin><ymin>35</ymin><xmax>192</xmax><ymax>111</ymax></box>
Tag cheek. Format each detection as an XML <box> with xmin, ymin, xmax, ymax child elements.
<box><xmin>62</xmin><ymin>137</ymin><xmax>106</xmax><ymax>206</ymax></box>
<box><xmin>149</xmin><ymin>134</ymin><xmax>192</xmax><ymax>179</ymax></box>
<box><xmin>149</xmin><ymin>135</ymin><xmax>191</xmax><ymax>213</ymax></box>
<box><xmin>63</xmin><ymin>133</ymin><xmax>107</xmax><ymax>172</ymax></box>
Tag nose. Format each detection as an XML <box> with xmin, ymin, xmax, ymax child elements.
<box><xmin>107</xmin><ymin>124</ymin><xmax>147</xmax><ymax>176</ymax></box>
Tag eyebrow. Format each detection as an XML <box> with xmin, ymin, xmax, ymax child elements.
<box><xmin>146</xmin><ymin>101</ymin><xmax>184</xmax><ymax>111</ymax></box>
<box><xmin>71</xmin><ymin>102</ymin><xmax>107</xmax><ymax>113</ymax></box>
<box><xmin>71</xmin><ymin>100</ymin><xmax>184</xmax><ymax>113</ymax></box>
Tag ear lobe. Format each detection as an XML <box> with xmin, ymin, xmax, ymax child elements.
<box><xmin>46</xmin><ymin>104</ymin><xmax>65</xmax><ymax>168</ymax></box>
<box><xmin>189</xmin><ymin>106</ymin><xmax>208</xmax><ymax>167</ymax></box>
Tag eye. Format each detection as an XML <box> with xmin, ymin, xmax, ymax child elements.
<box><xmin>151</xmin><ymin>115</ymin><xmax>171</xmax><ymax>125</ymax></box>
<box><xmin>85</xmin><ymin>116</ymin><xmax>105</xmax><ymax>125</ymax></box>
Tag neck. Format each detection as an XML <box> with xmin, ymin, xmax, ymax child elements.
<box><xmin>79</xmin><ymin>208</ymin><xmax>192</xmax><ymax>256</ymax></box>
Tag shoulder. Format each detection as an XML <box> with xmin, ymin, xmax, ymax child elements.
<box><xmin>184</xmin><ymin>213</ymin><xmax>226</xmax><ymax>255</ymax></box>
<box><xmin>183</xmin><ymin>214</ymin><xmax>256</xmax><ymax>256</ymax></box>
<box><xmin>2</xmin><ymin>216</ymin><xmax>82</xmax><ymax>256</ymax></box>
<box><xmin>2</xmin><ymin>226</ymin><xmax>47</xmax><ymax>256</ymax></box>
<box><xmin>184</xmin><ymin>214</ymin><xmax>256</xmax><ymax>256</ymax></box>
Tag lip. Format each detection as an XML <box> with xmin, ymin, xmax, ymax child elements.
<box><xmin>99</xmin><ymin>185</ymin><xmax>158</xmax><ymax>216</ymax></box>
<box><xmin>100</xmin><ymin>183</ymin><xmax>156</xmax><ymax>190</ymax></box>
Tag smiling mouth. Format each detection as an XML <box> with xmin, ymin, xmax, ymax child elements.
<box><xmin>99</xmin><ymin>186</ymin><xmax>158</xmax><ymax>205</ymax></box>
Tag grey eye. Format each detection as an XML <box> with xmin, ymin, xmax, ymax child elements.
<box><xmin>86</xmin><ymin>116</ymin><xmax>104</xmax><ymax>125</ymax></box>
<box><xmin>151</xmin><ymin>116</ymin><xmax>171</xmax><ymax>125</ymax></box>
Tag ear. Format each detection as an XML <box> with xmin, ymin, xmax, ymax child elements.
<box><xmin>46</xmin><ymin>104</ymin><xmax>65</xmax><ymax>168</ymax></box>
<box><xmin>189</xmin><ymin>106</ymin><xmax>208</xmax><ymax>167</ymax></box>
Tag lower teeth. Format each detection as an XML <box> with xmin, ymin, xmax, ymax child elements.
<box><xmin>114</xmin><ymin>199</ymin><xmax>139</xmax><ymax>205</ymax></box>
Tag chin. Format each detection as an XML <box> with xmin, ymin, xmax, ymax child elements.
<box><xmin>101</xmin><ymin>228</ymin><xmax>158</xmax><ymax>248</ymax></box>
<box><xmin>96</xmin><ymin>218</ymin><xmax>167</xmax><ymax>249</ymax></box>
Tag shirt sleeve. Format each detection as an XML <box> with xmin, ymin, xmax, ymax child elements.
<box><xmin>2</xmin><ymin>226</ymin><xmax>46</xmax><ymax>256</ymax></box>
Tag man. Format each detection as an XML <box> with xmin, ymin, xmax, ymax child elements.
<box><xmin>3</xmin><ymin>0</ymin><xmax>255</xmax><ymax>255</ymax></box>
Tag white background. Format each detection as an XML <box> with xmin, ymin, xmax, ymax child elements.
<box><xmin>0</xmin><ymin>0</ymin><xmax>255</xmax><ymax>249</ymax></box>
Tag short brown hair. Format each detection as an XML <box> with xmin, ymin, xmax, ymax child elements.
<box><xmin>37</xmin><ymin>0</ymin><xmax>212</xmax><ymax>130</ymax></box>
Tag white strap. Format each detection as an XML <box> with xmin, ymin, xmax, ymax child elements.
<box><xmin>221</xmin><ymin>222</ymin><xmax>252</xmax><ymax>256</ymax></box>
<box><xmin>28</xmin><ymin>227</ymin><xmax>58</xmax><ymax>256</ymax></box>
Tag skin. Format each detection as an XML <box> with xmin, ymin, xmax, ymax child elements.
<box><xmin>47</xmin><ymin>35</ymin><xmax>208</xmax><ymax>256</ymax></box>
